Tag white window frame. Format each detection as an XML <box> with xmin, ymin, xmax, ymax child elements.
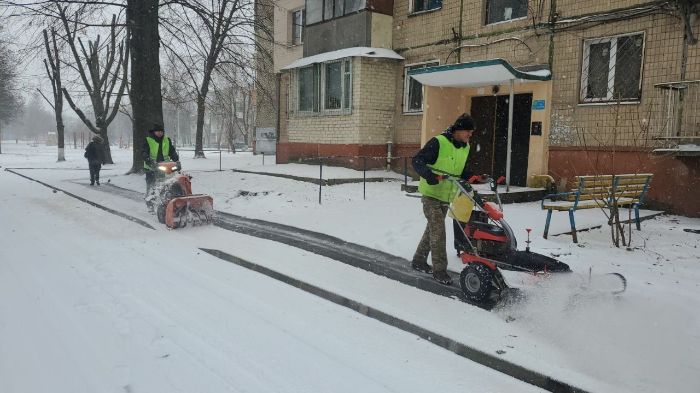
<box><xmin>484</xmin><ymin>0</ymin><xmax>528</xmax><ymax>25</ymax></box>
<box><xmin>291</xmin><ymin>9</ymin><xmax>304</xmax><ymax>46</ymax></box>
<box><xmin>295</xmin><ymin>58</ymin><xmax>352</xmax><ymax>115</ymax></box>
<box><xmin>580</xmin><ymin>31</ymin><xmax>645</xmax><ymax>104</ymax></box>
<box><xmin>403</xmin><ymin>60</ymin><xmax>439</xmax><ymax>114</ymax></box>
<box><xmin>296</xmin><ymin>64</ymin><xmax>320</xmax><ymax>114</ymax></box>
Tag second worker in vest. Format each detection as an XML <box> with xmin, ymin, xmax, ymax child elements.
<box><xmin>411</xmin><ymin>113</ymin><xmax>479</xmax><ymax>286</ymax></box>
<box><xmin>142</xmin><ymin>124</ymin><xmax>180</xmax><ymax>208</ymax></box>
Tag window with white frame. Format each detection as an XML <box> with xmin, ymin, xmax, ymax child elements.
<box><xmin>411</xmin><ymin>0</ymin><xmax>442</xmax><ymax>13</ymax></box>
<box><xmin>485</xmin><ymin>0</ymin><xmax>527</xmax><ymax>24</ymax></box>
<box><xmin>296</xmin><ymin>59</ymin><xmax>352</xmax><ymax>114</ymax></box>
<box><xmin>404</xmin><ymin>61</ymin><xmax>438</xmax><ymax>113</ymax></box>
<box><xmin>298</xmin><ymin>65</ymin><xmax>320</xmax><ymax>112</ymax></box>
<box><xmin>580</xmin><ymin>32</ymin><xmax>644</xmax><ymax>103</ymax></box>
<box><xmin>291</xmin><ymin>9</ymin><xmax>304</xmax><ymax>45</ymax></box>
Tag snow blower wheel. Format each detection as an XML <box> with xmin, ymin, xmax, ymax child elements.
<box><xmin>156</xmin><ymin>204</ymin><xmax>166</xmax><ymax>223</ymax></box>
<box><xmin>460</xmin><ymin>263</ymin><xmax>495</xmax><ymax>302</ymax></box>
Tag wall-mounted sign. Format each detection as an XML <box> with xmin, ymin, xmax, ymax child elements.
<box><xmin>532</xmin><ymin>100</ymin><xmax>546</xmax><ymax>110</ymax></box>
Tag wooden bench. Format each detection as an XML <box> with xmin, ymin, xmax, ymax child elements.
<box><xmin>541</xmin><ymin>173</ymin><xmax>653</xmax><ymax>242</ymax></box>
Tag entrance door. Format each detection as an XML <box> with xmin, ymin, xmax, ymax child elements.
<box><xmin>470</xmin><ymin>93</ymin><xmax>532</xmax><ymax>186</ymax></box>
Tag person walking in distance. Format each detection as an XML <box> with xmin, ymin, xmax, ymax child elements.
<box><xmin>84</xmin><ymin>135</ymin><xmax>105</xmax><ymax>186</ymax></box>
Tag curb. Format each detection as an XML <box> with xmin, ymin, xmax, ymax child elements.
<box><xmin>201</xmin><ymin>248</ymin><xmax>589</xmax><ymax>393</ymax></box>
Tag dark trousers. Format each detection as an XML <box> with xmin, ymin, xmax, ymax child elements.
<box><xmin>89</xmin><ymin>162</ymin><xmax>101</xmax><ymax>184</ymax></box>
<box><xmin>145</xmin><ymin>171</ymin><xmax>156</xmax><ymax>196</ymax></box>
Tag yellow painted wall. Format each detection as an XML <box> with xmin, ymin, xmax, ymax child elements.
<box><xmin>422</xmin><ymin>80</ymin><xmax>552</xmax><ymax>186</ymax></box>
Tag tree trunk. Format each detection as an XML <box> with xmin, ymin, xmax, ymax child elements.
<box><xmin>127</xmin><ymin>0</ymin><xmax>163</xmax><ymax>173</ymax></box>
<box><xmin>100</xmin><ymin>127</ymin><xmax>113</xmax><ymax>164</ymax></box>
<box><xmin>55</xmin><ymin>109</ymin><xmax>65</xmax><ymax>161</ymax></box>
<box><xmin>194</xmin><ymin>95</ymin><xmax>206</xmax><ymax>158</ymax></box>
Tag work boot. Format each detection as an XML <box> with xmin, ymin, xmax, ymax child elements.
<box><xmin>90</xmin><ymin>182</ymin><xmax>94</xmax><ymax>186</ymax></box>
<box><xmin>433</xmin><ymin>270</ymin><xmax>453</xmax><ymax>286</ymax></box>
<box><xmin>96</xmin><ymin>181</ymin><xmax>100</xmax><ymax>186</ymax></box>
<box><xmin>411</xmin><ymin>261</ymin><xmax>433</xmax><ymax>274</ymax></box>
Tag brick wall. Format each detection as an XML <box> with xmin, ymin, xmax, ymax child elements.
<box><xmin>283</xmin><ymin>57</ymin><xmax>399</xmax><ymax>146</ymax></box>
<box><xmin>392</xmin><ymin>1</ymin><xmax>551</xmax><ymax>147</ymax></box>
<box><xmin>550</xmin><ymin>13</ymin><xmax>699</xmax><ymax>147</ymax></box>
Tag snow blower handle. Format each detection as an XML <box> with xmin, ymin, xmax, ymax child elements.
<box><xmin>483</xmin><ymin>201</ymin><xmax>504</xmax><ymax>221</ymax></box>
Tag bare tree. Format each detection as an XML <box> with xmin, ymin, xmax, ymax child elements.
<box><xmin>211</xmin><ymin>75</ymin><xmax>255</xmax><ymax>152</ymax></box>
<box><xmin>160</xmin><ymin>0</ymin><xmax>257</xmax><ymax>158</ymax></box>
<box><xmin>39</xmin><ymin>27</ymin><xmax>67</xmax><ymax>161</ymax></box>
<box><xmin>57</xmin><ymin>4</ymin><xmax>129</xmax><ymax>164</ymax></box>
<box><xmin>0</xmin><ymin>29</ymin><xmax>23</xmax><ymax>153</ymax></box>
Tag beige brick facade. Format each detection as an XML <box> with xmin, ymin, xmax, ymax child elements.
<box><xmin>284</xmin><ymin>57</ymin><xmax>399</xmax><ymax>145</ymax></box>
<box><xmin>550</xmin><ymin>11</ymin><xmax>700</xmax><ymax>147</ymax></box>
<box><xmin>392</xmin><ymin>0</ymin><xmax>551</xmax><ymax>147</ymax></box>
<box><xmin>275</xmin><ymin>1</ymin><xmax>699</xmax><ymax>151</ymax></box>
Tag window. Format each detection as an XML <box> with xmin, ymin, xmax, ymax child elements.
<box><xmin>325</xmin><ymin>61</ymin><xmax>343</xmax><ymax>109</ymax></box>
<box><xmin>580</xmin><ymin>33</ymin><xmax>644</xmax><ymax>103</ymax></box>
<box><xmin>296</xmin><ymin>59</ymin><xmax>352</xmax><ymax>113</ymax></box>
<box><xmin>291</xmin><ymin>9</ymin><xmax>304</xmax><ymax>45</ymax></box>
<box><xmin>411</xmin><ymin>0</ymin><xmax>442</xmax><ymax>13</ymax></box>
<box><xmin>305</xmin><ymin>0</ymin><xmax>366</xmax><ymax>24</ymax></box>
<box><xmin>298</xmin><ymin>65</ymin><xmax>320</xmax><ymax>112</ymax></box>
<box><xmin>404</xmin><ymin>61</ymin><xmax>438</xmax><ymax>113</ymax></box>
<box><xmin>343</xmin><ymin>59</ymin><xmax>351</xmax><ymax>108</ymax></box>
<box><xmin>306</xmin><ymin>0</ymin><xmax>323</xmax><ymax>24</ymax></box>
<box><xmin>485</xmin><ymin>0</ymin><xmax>527</xmax><ymax>24</ymax></box>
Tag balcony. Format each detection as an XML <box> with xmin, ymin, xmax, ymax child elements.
<box><xmin>649</xmin><ymin>80</ymin><xmax>700</xmax><ymax>157</ymax></box>
<box><xmin>303</xmin><ymin>0</ymin><xmax>394</xmax><ymax>57</ymax></box>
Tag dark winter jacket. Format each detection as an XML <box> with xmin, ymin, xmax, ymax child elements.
<box><xmin>141</xmin><ymin>132</ymin><xmax>179</xmax><ymax>164</ymax></box>
<box><xmin>412</xmin><ymin>128</ymin><xmax>473</xmax><ymax>184</ymax></box>
<box><xmin>84</xmin><ymin>141</ymin><xmax>105</xmax><ymax>165</ymax></box>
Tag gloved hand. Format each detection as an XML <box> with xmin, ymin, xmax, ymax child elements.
<box><xmin>145</xmin><ymin>158</ymin><xmax>154</xmax><ymax>167</ymax></box>
<box><xmin>175</xmin><ymin>161</ymin><xmax>182</xmax><ymax>171</ymax></box>
<box><xmin>468</xmin><ymin>174</ymin><xmax>490</xmax><ymax>183</ymax></box>
<box><xmin>425</xmin><ymin>173</ymin><xmax>440</xmax><ymax>185</ymax></box>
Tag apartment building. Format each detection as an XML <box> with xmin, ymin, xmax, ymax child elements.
<box><xmin>257</xmin><ymin>0</ymin><xmax>699</xmax><ymax>215</ymax></box>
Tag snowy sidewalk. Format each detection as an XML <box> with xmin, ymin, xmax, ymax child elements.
<box><xmin>2</xmin><ymin>143</ymin><xmax>699</xmax><ymax>393</ymax></box>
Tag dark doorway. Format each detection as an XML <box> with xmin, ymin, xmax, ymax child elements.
<box><xmin>469</xmin><ymin>93</ymin><xmax>533</xmax><ymax>186</ymax></box>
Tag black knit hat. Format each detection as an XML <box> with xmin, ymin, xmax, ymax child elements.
<box><xmin>149</xmin><ymin>124</ymin><xmax>165</xmax><ymax>133</ymax></box>
<box><xmin>452</xmin><ymin>113</ymin><xmax>475</xmax><ymax>131</ymax></box>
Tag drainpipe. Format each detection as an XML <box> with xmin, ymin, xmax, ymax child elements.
<box><xmin>548</xmin><ymin>0</ymin><xmax>557</xmax><ymax>70</ymax></box>
<box><xmin>457</xmin><ymin>0</ymin><xmax>464</xmax><ymax>63</ymax></box>
<box><xmin>276</xmin><ymin>73</ymin><xmax>281</xmax><ymax>143</ymax></box>
<box><xmin>505</xmin><ymin>79</ymin><xmax>514</xmax><ymax>192</ymax></box>
<box><xmin>387</xmin><ymin>140</ymin><xmax>393</xmax><ymax>171</ymax></box>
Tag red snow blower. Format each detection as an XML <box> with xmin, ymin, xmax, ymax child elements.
<box><xmin>434</xmin><ymin>170</ymin><xmax>626</xmax><ymax>307</ymax></box>
<box><xmin>146</xmin><ymin>162</ymin><xmax>214</xmax><ymax>229</ymax></box>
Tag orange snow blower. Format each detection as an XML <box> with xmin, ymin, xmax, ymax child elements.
<box><xmin>146</xmin><ymin>162</ymin><xmax>214</xmax><ymax>229</ymax></box>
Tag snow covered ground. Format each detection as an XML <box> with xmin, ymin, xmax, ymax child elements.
<box><xmin>1</xmin><ymin>142</ymin><xmax>699</xmax><ymax>393</ymax></box>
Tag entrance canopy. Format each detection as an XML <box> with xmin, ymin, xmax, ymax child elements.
<box><xmin>408</xmin><ymin>58</ymin><xmax>550</xmax><ymax>88</ymax></box>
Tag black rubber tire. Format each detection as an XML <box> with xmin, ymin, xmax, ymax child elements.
<box><xmin>460</xmin><ymin>263</ymin><xmax>495</xmax><ymax>303</ymax></box>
